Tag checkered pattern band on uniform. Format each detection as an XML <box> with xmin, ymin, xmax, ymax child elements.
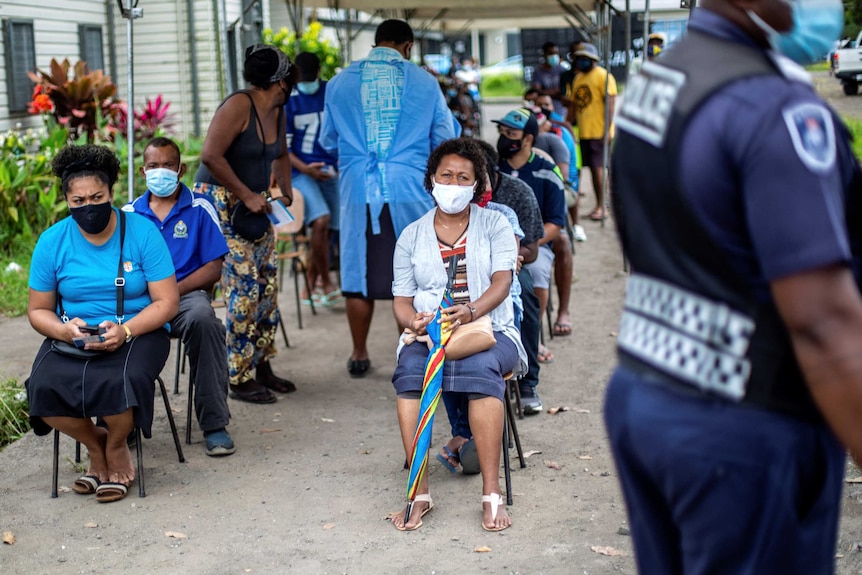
<box><xmin>617</xmin><ymin>274</ymin><xmax>756</xmax><ymax>401</ymax></box>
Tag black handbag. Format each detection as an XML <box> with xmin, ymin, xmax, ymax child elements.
<box><xmin>51</xmin><ymin>210</ymin><xmax>127</xmax><ymax>360</ymax></box>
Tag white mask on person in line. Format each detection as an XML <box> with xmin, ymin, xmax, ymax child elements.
<box><xmin>431</xmin><ymin>180</ymin><xmax>475</xmax><ymax>215</ymax></box>
<box><xmin>145</xmin><ymin>168</ymin><xmax>180</xmax><ymax>197</ymax></box>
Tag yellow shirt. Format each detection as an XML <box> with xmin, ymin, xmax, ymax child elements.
<box><xmin>568</xmin><ymin>66</ymin><xmax>617</xmax><ymax>140</ymax></box>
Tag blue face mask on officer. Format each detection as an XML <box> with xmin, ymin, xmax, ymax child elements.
<box><xmin>296</xmin><ymin>79</ymin><xmax>320</xmax><ymax>95</ymax></box>
<box><xmin>747</xmin><ymin>0</ymin><xmax>844</xmax><ymax>65</ymax></box>
<box><xmin>145</xmin><ymin>168</ymin><xmax>180</xmax><ymax>198</ymax></box>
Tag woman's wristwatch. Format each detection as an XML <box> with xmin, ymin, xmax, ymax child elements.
<box><xmin>122</xmin><ymin>324</ymin><xmax>133</xmax><ymax>343</ymax></box>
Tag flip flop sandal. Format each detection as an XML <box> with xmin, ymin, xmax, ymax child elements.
<box><xmin>459</xmin><ymin>439</ymin><xmax>480</xmax><ymax>475</ymax></box>
<box><xmin>393</xmin><ymin>493</ymin><xmax>434</xmax><ymax>531</ymax></box>
<box><xmin>553</xmin><ymin>322</ymin><xmax>572</xmax><ymax>336</ymax></box>
<box><xmin>537</xmin><ymin>345</ymin><xmax>555</xmax><ymax>364</ymax></box>
<box><xmin>72</xmin><ymin>475</ymin><xmax>101</xmax><ymax>495</ymax></box>
<box><xmin>481</xmin><ymin>493</ymin><xmax>510</xmax><ymax>532</ymax></box>
<box><xmin>95</xmin><ymin>482</ymin><xmax>130</xmax><ymax>503</ymax></box>
<box><xmin>259</xmin><ymin>375</ymin><xmax>297</xmax><ymax>394</ymax></box>
<box><xmin>435</xmin><ymin>445</ymin><xmax>460</xmax><ymax>473</ymax></box>
<box><xmin>229</xmin><ymin>386</ymin><xmax>277</xmax><ymax>404</ymax></box>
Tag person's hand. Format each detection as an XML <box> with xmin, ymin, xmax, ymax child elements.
<box><xmin>83</xmin><ymin>321</ymin><xmax>123</xmax><ymax>352</ymax></box>
<box><xmin>516</xmin><ymin>254</ymin><xmax>524</xmax><ymax>273</ymax></box>
<box><xmin>274</xmin><ymin>187</ymin><xmax>294</xmax><ymax>207</ymax></box>
<box><xmin>244</xmin><ymin>193</ymin><xmax>271</xmax><ymax>215</ymax></box>
<box><xmin>439</xmin><ymin>304</ymin><xmax>472</xmax><ymax>333</ymax></box>
<box><xmin>305</xmin><ymin>162</ymin><xmax>334</xmax><ymax>182</ymax></box>
<box><xmin>411</xmin><ymin>311</ymin><xmax>435</xmax><ymax>335</ymax></box>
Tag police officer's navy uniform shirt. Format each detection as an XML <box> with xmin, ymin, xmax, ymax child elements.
<box><xmin>285</xmin><ymin>81</ymin><xmax>338</xmax><ymax>177</ymax></box>
<box><xmin>680</xmin><ymin>9</ymin><xmax>856</xmax><ymax>302</ymax></box>
<box><xmin>125</xmin><ymin>184</ymin><xmax>229</xmax><ymax>284</ymax></box>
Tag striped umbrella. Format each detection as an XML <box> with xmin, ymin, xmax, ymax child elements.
<box><xmin>404</xmin><ymin>291</ymin><xmax>455</xmax><ymax>520</ymax></box>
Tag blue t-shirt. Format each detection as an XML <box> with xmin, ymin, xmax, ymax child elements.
<box><xmin>680</xmin><ymin>9</ymin><xmax>858</xmax><ymax>302</ymax></box>
<box><xmin>124</xmin><ymin>184</ymin><xmax>229</xmax><ymax>283</ymax></box>
<box><xmin>498</xmin><ymin>153</ymin><xmax>567</xmax><ymax>228</ymax></box>
<box><xmin>285</xmin><ymin>81</ymin><xmax>338</xmax><ymax>176</ymax></box>
<box><xmin>29</xmin><ymin>208</ymin><xmax>176</xmax><ymax>325</ymax></box>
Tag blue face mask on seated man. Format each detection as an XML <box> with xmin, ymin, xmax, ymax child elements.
<box><xmin>748</xmin><ymin>0</ymin><xmax>844</xmax><ymax>65</ymax></box>
<box><xmin>296</xmin><ymin>79</ymin><xmax>320</xmax><ymax>95</ymax></box>
<box><xmin>145</xmin><ymin>168</ymin><xmax>180</xmax><ymax>198</ymax></box>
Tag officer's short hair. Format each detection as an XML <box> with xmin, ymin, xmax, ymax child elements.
<box><xmin>375</xmin><ymin>19</ymin><xmax>414</xmax><ymax>45</ymax></box>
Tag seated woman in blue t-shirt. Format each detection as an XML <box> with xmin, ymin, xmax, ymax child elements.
<box><xmin>26</xmin><ymin>145</ymin><xmax>178</xmax><ymax>503</ymax></box>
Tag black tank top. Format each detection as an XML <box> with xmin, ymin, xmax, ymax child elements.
<box><xmin>194</xmin><ymin>91</ymin><xmax>283</xmax><ymax>193</ymax></box>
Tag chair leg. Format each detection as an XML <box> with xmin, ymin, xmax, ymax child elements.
<box><xmin>185</xmin><ymin>372</ymin><xmax>194</xmax><ymax>445</ymax></box>
<box><xmin>173</xmin><ymin>339</ymin><xmax>182</xmax><ymax>395</ymax></box>
<box><xmin>52</xmin><ymin>430</ymin><xmax>60</xmax><ymax>498</ymax></box>
<box><xmin>278</xmin><ymin>310</ymin><xmax>291</xmax><ymax>348</ymax></box>
<box><xmin>75</xmin><ymin>440</ymin><xmax>81</xmax><ymax>463</ymax></box>
<box><xmin>157</xmin><ymin>376</ymin><xmax>185</xmax><ymax>464</ymax></box>
<box><xmin>136</xmin><ymin>427</ymin><xmax>145</xmax><ymax>498</ymax></box>
<box><xmin>505</xmin><ymin>383</ymin><xmax>527</xmax><ymax>469</ymax></box>
<box><xmin>502</xmin><ymin>415</ymin><xmax>513</xmax><ymax>506</ymax></box>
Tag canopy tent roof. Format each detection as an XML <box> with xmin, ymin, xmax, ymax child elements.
<box><xmin>300</xmin><ymin>0</ymin><xmax>597</xmax><ymax>24</ymax></box>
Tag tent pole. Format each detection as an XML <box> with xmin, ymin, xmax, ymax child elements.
<box><xmin>601</xmin><ymin>0</ymin><xmax>612</xmax><ymax>229</ymax></box>
<box><xmin>118</xmin><ymin>0</ymin><xmax>142</xmax><ymax>203</ymax></box>
<box><xmin>642</xmin><ymin>0</ymin><xmax>651</xmax><ymax>59</ymax></box>
<box><xmin>624</xmin><ymin>0</ymin><xmax>630</xmax><ymax>68</ymax></box>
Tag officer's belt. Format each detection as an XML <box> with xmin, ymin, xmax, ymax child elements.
<box><xmin>617</xmin><ymin>274</ymin><xmax>756</xmax><ymax>401</ymax></box>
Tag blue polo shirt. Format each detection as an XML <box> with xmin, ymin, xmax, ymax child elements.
<box><xmin>124</xmin><ymin>184</ymin><xmax>228</xmax><ymax>283</ymax></box>
<box><xmin>498</xmin><ymin>152</ymin><xmax>567</xmax><ymax>228</ymax></box>
<box><xmin>679</xmin><ymin>9</ymin><xmax>858</xmax><ymax>302</ymax></box>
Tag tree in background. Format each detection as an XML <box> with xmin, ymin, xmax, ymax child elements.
<box><xmin>846</xmin><ymin>0</ymin><xmax>862</xmax><ymax>38</ymax></box>
<box><xmin>262</xmin><ymin>21</ymin><xmax>342</xmax><ymax>80</ymax></box>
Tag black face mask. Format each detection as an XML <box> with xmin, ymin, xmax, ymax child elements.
<box><xmin>497</xmin><ymin>135</ymin><xmax>523</xmax><ymax>159</ymax></box>
<box><xmin>70</xmin><ymin>202</ymin><xmax>113</xmax><ymax>235</ymax></box>
<box><xmin>539</xmin><ymin>106</ymin><xmax>554</xmax><ymax>118</ymax></box>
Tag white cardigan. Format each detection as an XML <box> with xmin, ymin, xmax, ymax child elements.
<box><xmin>392</xmin><ymin>204</ymin><xmax>527</xmax><ymax>376</ymax></box>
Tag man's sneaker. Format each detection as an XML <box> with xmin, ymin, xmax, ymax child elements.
<box><xmin>573</xmin><ymin>224</ymin><xmax>588</xmax><ymax>242</ymax></box>
<box><xmin>519</xmin><ymin>386</ymin><xmax>543</xmax><ymax>415</ymax></box>
<box><xmin>205</xmin><ymin>428</ymin><xmax>236</xmax><ymax>457</ymax></box>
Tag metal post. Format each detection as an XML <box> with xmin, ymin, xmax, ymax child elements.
<box><xmin>625</xmin><ymin>0</ymin><xmax>631</xmax><ymax>68</ymax></box>
<box><xmin>601</xmin><ymin>1</ymin><xmax>612</xmax><ymax>229</ymax></box>
<box><xmin>642</xmin><ymin>0</ymin><xmax>651</xmax><ymax>61</ymax></box>
<box><xmin>118</xmin><ymin>0</ymin><xmax>142</xmax><ymax>203</ymax></box>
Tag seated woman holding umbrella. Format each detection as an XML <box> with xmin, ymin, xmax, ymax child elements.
<box><xmin>390</xmin><ymin>137</ymin><xmax>526</xmax><ymax>532</ymax></box>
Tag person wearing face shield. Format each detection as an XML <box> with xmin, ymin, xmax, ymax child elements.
<box><xmin>126</xmin><ymin>137</ymin><xmax>234</xmax><ymax>456</ymax></box>
<box><xmin>607</xmin><ymin>0</ymin><xmax>858</xmax><ymax>572</ymax></box>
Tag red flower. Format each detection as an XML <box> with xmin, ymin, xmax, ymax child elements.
<box><xmin>28</xmin><ymin>92</ymin><xmax>54</xmax><ymax>114</ymax></box>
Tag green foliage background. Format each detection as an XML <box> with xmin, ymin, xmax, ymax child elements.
<box><xmin>263</xmin><ymin>22</ymin><xmax>343</xmax><ymax>80</ymax></box>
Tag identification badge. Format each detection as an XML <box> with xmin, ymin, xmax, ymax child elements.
<box><xmin>782</xmin><ymin>102</ymin><xmax>836</xmax><ymax>173</ymax></box>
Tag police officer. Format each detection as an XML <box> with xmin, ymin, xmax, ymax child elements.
<box><xmin>607</xmin><ymin>0</ymin><xmax>856</xmax><ymax>573</ymax></box>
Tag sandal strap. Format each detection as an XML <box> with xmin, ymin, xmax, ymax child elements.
<box><xmin>481</xmin><ymin>493</ymin><xmax>503</xmax><ymax>521</ymax></box>
<box><xmin>414</xmin><ymin>493</ymin><xmax>433</xmax><ymax>504</ymax></box>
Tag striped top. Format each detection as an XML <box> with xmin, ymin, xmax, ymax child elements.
<box><xmin>439</xmin><ymin>231</ymin><xmax>470</xmax><ymax>305</ymax></box>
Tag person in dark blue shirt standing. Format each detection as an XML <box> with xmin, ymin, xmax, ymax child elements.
<box><xmin>126</xmin><ymin>137</ymin><xmax>235</xmax><ymax>456</ymax></box>
<box><xmin>286</xmin><ymin>52</ymin><xmax>341</xmax><ymax>305</ymax></box>
<box><xmin>608</xmin><ymin>1</ymin><xmax>857</xmax><ymax>572</ymax></box>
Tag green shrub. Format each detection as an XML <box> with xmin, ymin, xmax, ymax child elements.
<box><xmin>844</xmin><ymin>116</ymin><xmax>862</xmax><ymax>160</ymax></box>
<box><xmin>263</xmin><ymin>21</ymin><xmax>342</xmax><ymax>80</ymax></box>
<box><xmin>480</xmin><ymin>73</ymin><xmax>526</xmax><ymax>98</ymax></box>
<box><xmin>0</xmin><ymin>378</ymin><xmax>30</xmax><ymax>451</ymax></box>
<box><xmin>0</xmin><ymin>240</ymin><xmax>32</xmax><ymax>317</ymax></box>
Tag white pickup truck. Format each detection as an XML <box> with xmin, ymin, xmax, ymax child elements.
<box><xmin>832</xmin><ymin>32</ymin><xmax>862</xmax><ymax>95</ymax></box>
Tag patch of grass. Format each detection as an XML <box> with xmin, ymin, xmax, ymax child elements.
<box><xmin>0</xmin><ymin>378</ymin><xmax>30</xmax><ymax>451</ymax></box>
<box><xmin>806</xmin><ymin>61</ymin><xmax>831</xmax><ymax>73</ymax></box>
<box><xmin>0</xmin><ymin>237</ymin><xmax>34</xmax><ymax>318</ymax></box>
<box><xmin>480</xmin><ymin>73</ymin><xmax>527</xmax><ymax>98</ymax></box>
<box><xmin>843</xmin><ymin>116</ymin><xmax>862</xmax><ymax>160</ymax></box>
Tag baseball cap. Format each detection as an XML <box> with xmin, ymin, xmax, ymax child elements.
<box><xmin>492</xmin><ymin>108</ymin><xmax>539</xmax><ymax>137</ymax></box>
<box><xmin>574</xmin><ymin>43</ymin><xmax>599</xmax><ymax>61</ymax></box>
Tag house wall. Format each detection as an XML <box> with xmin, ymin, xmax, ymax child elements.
<box><xmin>0</xmin><ymin>0</ymin><xmax>109</xmax><ymax>132</ymax></box>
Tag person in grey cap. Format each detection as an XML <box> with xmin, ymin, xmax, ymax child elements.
<box><xmin>566</xmin><ymin>42</ymin><xmax>617</xmax><ymax>222</ymax></box>
<box><xmin>194</xmin><ymin>44</ymin><xmax>299</xmax><ymax>405</ymax></box>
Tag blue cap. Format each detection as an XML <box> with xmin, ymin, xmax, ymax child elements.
<box><xmin>492</xmin><ymin>108</ymin><xmax>539</xmax><ymax>137</ymax></box>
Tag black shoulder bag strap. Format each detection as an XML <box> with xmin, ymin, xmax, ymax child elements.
<box><xmin>58</xmin><ymin>210</ymin><xmax>126</xmax><ymax>324</ymax></box>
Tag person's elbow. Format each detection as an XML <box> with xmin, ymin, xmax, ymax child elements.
<box><xmin>200</xmin><ymin>147</ymin><xmax>220</xmax><ymax>170</ymax></box>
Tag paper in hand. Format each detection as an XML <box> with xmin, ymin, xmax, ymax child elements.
<box><xmin>267</xmin><ymin>198</ymin><xmax>295</xmax><ymax>227</ymax></box>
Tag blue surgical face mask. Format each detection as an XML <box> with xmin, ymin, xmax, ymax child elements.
<box><xmin>145</xmin><ymin>168</ymin><xmax>180</xmax><ymax>198</ymax></box>
<box><xmin>748</xmin><ymin>0</ymin><xmax>844</xmax><ymax>65</ymax></box>
<box><xmin>296</xmin><ymin>79</ymin><xmax>320</xmax><ymax>95</ymax></box>
<box><xmin>546</xmin><ymin>54</ymin><xmax>560</xmax><ymax>66</ymax></box>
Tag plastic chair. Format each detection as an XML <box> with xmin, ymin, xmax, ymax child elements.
<box><xmin>51</xmin><ymin>376</ymin><xmax>185</xmax><ymax>498</ymax></box>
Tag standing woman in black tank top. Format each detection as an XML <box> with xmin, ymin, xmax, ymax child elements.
<box><xmin>194</xmin><ymin>44</ymin><xmax>298</xmax><ymax>404</ymax></box>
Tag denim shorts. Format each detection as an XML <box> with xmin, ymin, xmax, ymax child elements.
<box><xmin>523</xmin><ymin>244</ymin><xmax>554</xmax><ymax>289</ymax></box>
<box><xmin>292</xmin><ymin>171</ymin><xmax>339</xmax><ymax>230</ymax></box>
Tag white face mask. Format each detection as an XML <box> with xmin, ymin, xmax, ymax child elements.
<box><xmin>431</xmin><ymin>180</ymin><xmax>475</xmax><ymax>214</ymax></box>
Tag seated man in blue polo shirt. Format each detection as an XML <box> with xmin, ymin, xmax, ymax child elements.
<box><xmin>494</xmin><ymin>108</ymin><xmax>568</xmax><ymax>413</ymax></box>
<box><xmin>125</xmin><ymin>137</ymin><xmax>234</xmax><ymax>457</ymax></box>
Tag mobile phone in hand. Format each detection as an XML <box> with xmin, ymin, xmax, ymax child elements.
<box><xmin>79</xmin><ymin>325</ymin><xmax>106</xmax><ymax>335</ymax></box>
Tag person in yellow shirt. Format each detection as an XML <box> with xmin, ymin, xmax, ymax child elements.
<box><xmin>566</xmin><ymin>43</ymin><xmax>617</xmax><ymax>221</ymax></box>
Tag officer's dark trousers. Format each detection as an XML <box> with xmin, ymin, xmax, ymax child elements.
<box><xmin>604</xmin><ymin>366</ymin><xmax>845</xmax><ymax>575</ymax></box>
<box><xmin>170</xmin><ymin>290</ymin><xmax>231</xmax><ymax>433</ymax></box>
<box><xmin>517</xmin><ymin>268</ymin><xmax>540</xmax><ymax>391</ymax></box>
